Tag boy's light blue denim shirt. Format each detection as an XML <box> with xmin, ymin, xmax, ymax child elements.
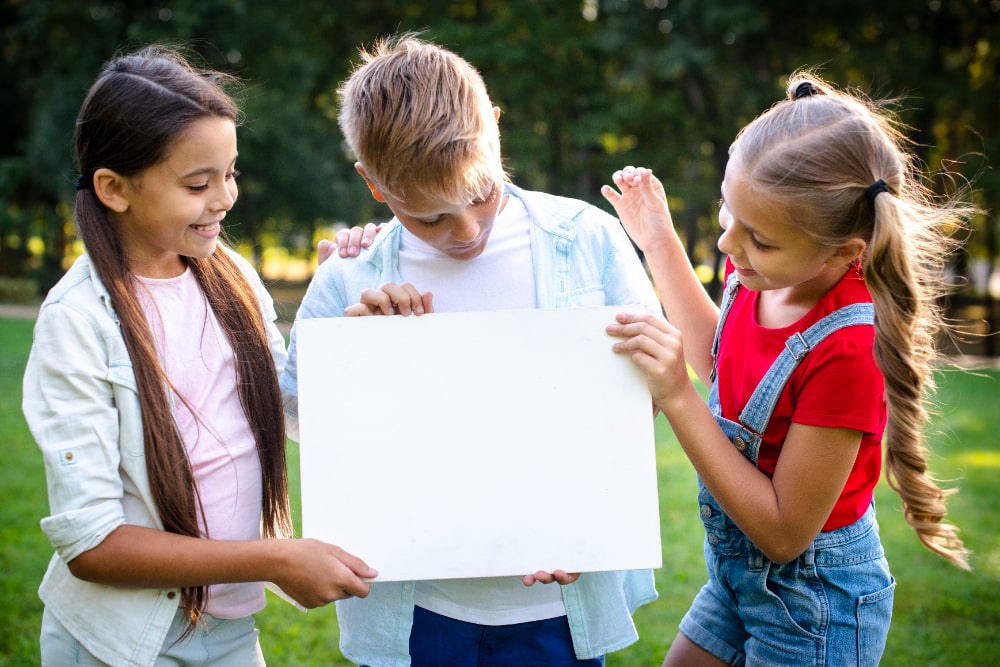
<box><xmin>22</xmin><ymin>250</ymin><xmax>290</xmax><ymax>667</ymax></box>
<box><xmin>281</xmin><ymin>183</ymin><xmax>662</xmax><ymax>665</ymax></box>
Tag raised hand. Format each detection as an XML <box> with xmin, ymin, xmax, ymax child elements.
<box><xmin>600</xmin><ymin>166</ymin><xmax>675</xmax><ymax>254</ymax></box>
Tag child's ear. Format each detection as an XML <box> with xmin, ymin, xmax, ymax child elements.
<box><xmin>92</xmin><ymin>168</ymin><xmax>131</xmax><ymax>213</ymax></box>
<box><xmin>827</xmin><ymin>238</ymin><xmax>867</xmax><ymax>268</ymax></box>
<box><xmin>354</xmin><ymin>163</ymin><xmax>386</xmax><ymax>203</ymax></box>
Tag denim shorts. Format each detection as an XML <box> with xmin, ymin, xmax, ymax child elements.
<box><xmin>406</xmin><ymin>605</ymin><xmax>604</xmax><ymax>667</ymax></box>
<box><xmin>679</xmin><ymin>488</ymin><xmax>895</xmax><ymax>666</ymax></box>
<box><xmin>41</xmin><ymin>606</ymin><xmax>265</xmax><ymax>666</ymax></box>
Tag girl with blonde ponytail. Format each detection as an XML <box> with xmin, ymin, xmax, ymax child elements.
<box><xmin>602</xmin><ymin>70</ymin><xmax>973</xmax><ymax>666</ymax></box>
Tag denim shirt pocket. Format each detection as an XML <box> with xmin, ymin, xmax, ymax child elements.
<box><xmin>568</xmin><ymin>285</ymin><xmax>608</xmax><ymax>307</ymax></box>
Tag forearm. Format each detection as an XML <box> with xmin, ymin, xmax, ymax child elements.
<box><xmin>642</xmin><ymin>235</ymin><xmax>720</xmax><ymax>384</ymax></box>
<box><xmin>68</xmin><ymin>523</ymin><xmax>376</xmax><ymax>608</ymax></box>
<box><xmin>67</xmin><ymin>524</ymin><xmax>288</xmax><ymax>588</ymax></box>
<box><xmin>658</xmin><ymin>385</ymin><xmax>801</xmax><ymax>563</ymax></box>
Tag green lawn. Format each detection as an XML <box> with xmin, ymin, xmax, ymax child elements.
<box><xmin>2</xmin><ymin>315</ymin><xmax>998</xmax><ymax>666</ymax></box>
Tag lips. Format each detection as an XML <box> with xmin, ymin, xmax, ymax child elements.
<box><xmin>191</xmin><ymin>221</ymin><xmax>221</xmax><ymax>233</ymax></box>
<box><xmin>449</xmin><ymin>236</ymin><xmax>487</xmax><ymax>255</ymax></box>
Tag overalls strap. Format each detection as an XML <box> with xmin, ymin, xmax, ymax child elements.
<box><xmin>709</xmin><ymin>273</ymin><xmax>742</xmax><ymax>383</ymax></box>
<box><xmin>737</xmin><ymin>302</ymin><xmax>874</xmax><ymax>434</ymax></box>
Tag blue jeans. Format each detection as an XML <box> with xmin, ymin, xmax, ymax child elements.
<box><xmin>41</xmin><ymin>606</ymin><xmax>265</xmax><ymax>666</ymax></box>
<box><xmin>406</xmin><ymin>605</ymin><xmax>604</xmax><ymax>667</ymax></box>
<box><xmin>679</xmin><ymin>492</ymin><xmax>895</xmax><ymax>666</ymax></box>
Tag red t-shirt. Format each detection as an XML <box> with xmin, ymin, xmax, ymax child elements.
<box><xmin>716</xmin><ymin>261</ymin><xmax>887</xmax><ymax>530</ymax></box>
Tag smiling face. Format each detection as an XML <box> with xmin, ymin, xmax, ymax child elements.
<box><xmin>108</xmin><ymin>116</ymin><xmax>239</xmax><ymax>278</ymax></box>
<box><xmin>718</xmin><ymin>159</ymin><xmax>861</xmax><ymax>305</ymax></box>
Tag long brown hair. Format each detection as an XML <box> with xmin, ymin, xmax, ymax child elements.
<box><xmin>729</xmin><ymin>70</ymin><xmax>973</xmax><ymax>569</ymax></box>
<box><xmin>73</xmin><ymin>45</ymin><xmax>292</xmax><ymax>630</ymax></box>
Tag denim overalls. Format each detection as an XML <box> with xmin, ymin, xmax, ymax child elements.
<box><xmin>678</xmin><ymin>274</ymin><xmax>896</xmax><ymax>666</ymax></box>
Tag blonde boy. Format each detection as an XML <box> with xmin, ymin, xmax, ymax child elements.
<box><xmin>282</xmin><ymin>35</ymin><xmax>660</xmax><ymax>667</ymax></box>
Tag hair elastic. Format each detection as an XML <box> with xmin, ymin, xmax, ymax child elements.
<box><xmin>793</xmin><ymin>81</ymin><xmax>819</xmax><ymax>99</ymax></box>
<box><xmin>865</xmin><ymin>178</ymin><xmax>890</xmax><ymax>202</ymax></box>
<box><xmin>76</xmin><ymin>172</ymin><xmax>95</xmax><ymax>191</ymax></box>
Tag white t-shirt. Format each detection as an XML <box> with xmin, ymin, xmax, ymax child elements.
<box><xmin>398</xmin><ymin>195</ymin><xmax>536</xmax><ymax>313</ymax></box>
<box><xmin>399</xmin><ymin>195</ymin><xmax>566</xmax><ymax>625</ymax></box>
<box><xmin>135</xmin><ymin>269</ymin><xmax>264</xmax><ymax>619</ymax></box>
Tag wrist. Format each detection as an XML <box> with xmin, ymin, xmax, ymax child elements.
<box><xmin>655</xmin><ymin>380</ymin><xmax>703</xmax><ymax>420</ymax></box>
<box><xmin>638</xmin><ymin>233</ymin><xmax>681</xmax><ymax>261</ymax></box>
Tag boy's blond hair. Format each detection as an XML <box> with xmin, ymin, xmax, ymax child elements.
<box><xmin>337</xmin><ymin>34</ymin><xmax>506</xmax><ymax>207</ymax></box>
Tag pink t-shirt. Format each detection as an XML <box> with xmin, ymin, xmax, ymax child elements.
<box><xmin>717</xmin><ymin>261</ymin><xmax>887</xmax><ymax>531</ymax></box>
<box><xmin>136</xmin><ymin>269</ymin><xmax>264</xmax><ymax>618</ymax></box>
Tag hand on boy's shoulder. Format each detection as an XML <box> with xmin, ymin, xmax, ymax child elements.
<box><xmin>319</xmin><ymin>222</ymin><xmax>384</xmax><ymax>264</ymax></box>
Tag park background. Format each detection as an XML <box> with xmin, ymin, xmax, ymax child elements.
<box><xmin>1</xmin><ymin>0</ymin><xmax>998</xmax><ymax>665</ymax></box>
<box><xmin>2</xmin><ymin>0</ymin><xmax>999</xmax><ymax>352</ymax></box>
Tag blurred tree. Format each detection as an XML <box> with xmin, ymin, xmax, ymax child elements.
<box><xmin>1</xmin><ymin>0</ymin><xmax>996</xmax><ymax>352</ymax></box>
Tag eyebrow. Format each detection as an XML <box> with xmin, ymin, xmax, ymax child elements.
<box><xmin>399</xmin><ymin>181</ymin><xmax>496</xmax><ymax>219</ymax></box>
<box><xmin>396</xmin><ymin>201</ymin><xmax>445</xmax><ymax>220</ymax></box>
<box><xmin>719</xmin><ymin>184</ymin><xmax>779</xmax><ymax>244</ymax></box>
<box><xmin>179</xmin><ymin>153</ymin><xmax>239</xmax><ymax>179</ymax></box>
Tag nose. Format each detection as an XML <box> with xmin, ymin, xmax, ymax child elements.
<box><xmin>717</xmin><ymin>223</ymin><xmax>736</xmax><ymax>256</ymax></box>
<box><xmin>214</xmin><ymin>179</ymin><xmax>238</xmax><ymax>212</ymax></box>
<box><xmin>450</xmin><ymin>210</ymin><xmax>481</xmax><ymax>244</ymax></box>
<box><xmin>716</xmin><ymin>209</ymin><xmax>739</xmax><ymax>258</ymax></box>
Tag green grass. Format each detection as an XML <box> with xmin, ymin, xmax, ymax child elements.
<box><xmin>3</xmin><ymin>315</ymin><xmax>998</xmax><ymax>665</ymax></box>
<box><xmin>0</xmin><ymin>317</ymin><xmax>49</xmax><ymax>666</ymax></box>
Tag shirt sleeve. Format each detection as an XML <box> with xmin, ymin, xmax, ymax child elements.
<box><xmin>23</xmin><ymin>303</ymin><xmax>128</xmax><ymax>563</ymax></box>
<box><xmin>594</xmin><ymin>208</ymin><xmax>663</xmax><ymax>316</ymax></box>
<box><xmin>278</xmin><ymin>255</ymin><xmax>355</xmax><ymax>415</ymax></box>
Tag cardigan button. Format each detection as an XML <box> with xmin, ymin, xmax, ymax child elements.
<box><xmin>167</xmin><ymin>591</ymin><xmax>176</xmax><ymax>600</ymax></box>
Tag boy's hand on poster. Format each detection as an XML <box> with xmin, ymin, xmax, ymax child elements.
<box><xmin>344</xmin><ymin>282</ymin><xmax>434</xmax><ymax>317</ymax></box>
<box><xmin>522</xmin><ymin>570</ymin><xmax>580</xmax><ymax>586</ymax></box>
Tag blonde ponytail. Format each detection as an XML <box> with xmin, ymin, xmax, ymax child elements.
<box><xmin>865</xmin><ymin>190</ymin><xmax>970</xmax><ymax>569</ymax></box>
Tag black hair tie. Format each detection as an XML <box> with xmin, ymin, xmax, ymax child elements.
<box><xmin>76</xmin><ymin>171</ymin><xmax>96</xmax><ymax>191</ymax></box>
<box><xmin>793</xmin><ymin>81</ymin><xmax>819</xmax><ymax>99</ymax></box>
<box><xmin>865</xmin><ymin>179</ymin><xmax>890</xmax><ymax>202</ymax></box>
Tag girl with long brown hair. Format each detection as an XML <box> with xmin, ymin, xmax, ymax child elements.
<box><xmin>23</xmin><ymin>45</ymin><xmax>374</xmax><ymax>667</ymax></box>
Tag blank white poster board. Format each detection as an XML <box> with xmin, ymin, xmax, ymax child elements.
<box><xmin>296</xmin><ymin>306</ymin><xmax>661</xmax><ymax>582</ymax></box>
